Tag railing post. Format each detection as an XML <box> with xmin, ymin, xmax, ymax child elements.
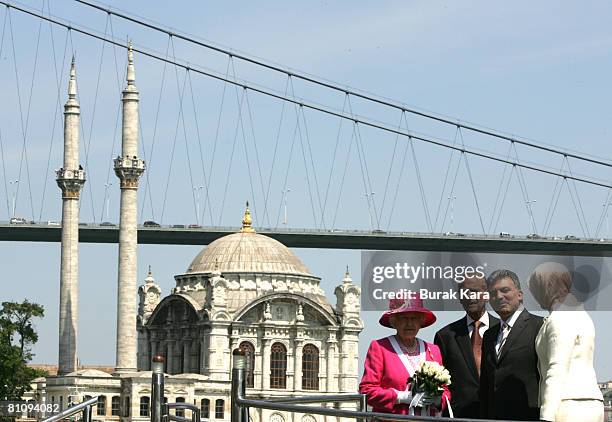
<box><xmin>231</xmin><ymin>349</ymin><xmax>247</xmax><ymax>422</ymax></box>
<box><xmin>151</xmin><ymin>354</ymin><xmax>166</xmax><ymax>422</ymax></box>
<box><xmin>358</xmin><ymin>394</ymin><xmax>367</xmax><ymax>422</ymax></box>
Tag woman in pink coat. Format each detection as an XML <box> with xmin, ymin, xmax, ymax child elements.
<box><xmin>359</xmin><ymin>297</ymin><xmax>451</xmax><ymax>417</ymax></box>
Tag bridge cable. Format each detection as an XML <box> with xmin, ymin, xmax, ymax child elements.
<box><xmin>331</xmin><ymin>123</ymin><xmax>356</xmax><ymax>230</ymax></box>
<box><xmin>38</xmin><ymin>0</ymin><xmax>69</xmax><ymax>221</ymax></box>
<box><xmin>218</xmin><ymin>83</ymin><xmax>245</xmax><ymax>226</ymax></box>
<box><xmin>487</xmin><ymin>144</ymin><xmax>514</xmax><ymax>233</ymax></box>
<box><xmin>230</xmin><ymin>59</ymin><xmax>259</xmax><ymax>223</ymax></box>
<box><xmin>322</xmin><ymin>93</ymin><xmax>348</xmax><ymax>226</ymax></box>
<box><xmin>0</xmin><ymin>7</ymin><xmax>11</xmax><ymax>217</ymax></box>
<box><xmin>507</xmin><ymin>143</ymin><xmax>537</xmax><ymax>233</ymax></box>
<box><xmin>243</xmin><ymin>79</ymin><xmax>269</xmax><ymax>226</ymax></box>
<box><xmin>542</xmin><ymin>159</ymin><xmax>567</xmax><ymax>235</ymax></box>
<box><xmin>385</xmin><ymin>131</ymin><xmax>410</xmax><ymax>231</ymax></box>
<box><xmin>187</xmin><ymin>69</ymin><xmax>214</xmax><ymax>226</ymax></box>
<box><xmin>4</xmin><ymin>5</ymin><xmax>612</xmax><ymax>191</ymax></box>
<box><xmin>563</xmin><ymin>159</ymin><xmax>588</xmax><ymax>238</ymax></box>
<box><xmin>378</xmin><ymin>110</ymin><xmax>404</xmax><ymax>231</ymax></box>
<box><xmin>564</xmin><ymin>157</ymin><xmax>590</xmax><ymax>237</ymax></box>
<box><xmin>276</xmin><ymin>116</ymin><xmax>299</xmax><ymax>229</ymax></box>
<box><xmin>440</xmin><ymin>140</ymin><xmax>463</xmax><ymax>232</ymax></box>
<box><xmin>140</xmin><ymin>36</ymin><xmax>172</xmax><ymax>222</ymax></box>
<box><xmin>409</xmin><ymin>119</ymin><xmax>434</xmax><ymax>233</ymax></box>
<box><xmin>288</xmin><ymin>76</ymin><xmax>325</xmax><ymax>228</ymax></box>
<box><xmin>205</xmin><ymin>57</ymin><xmax>232</xmax><ymax>226</ymax></box>
<box><xmin>299</xmin><ymin>99</ymin><xmax>326</xmax><ymax>229</ymax></box>
<box><xmin>594</xmin><ymin>188</ymin><xmax>612</xmax><ymax>238</ymax></box>
<box><xmin>8</xmin><ymin>6</ymin><xmax>38</xmax><ymax>220</ymax></box>
<box><xmin>159</xmin><ymin>50</ymin><xmax>187</xmax><ymax>224</ymax></box>
<box><xmin>434</xmin><ymin>127</ymin><xmax>460</xmax><ymax>232</ymax></box>
<box><xmin>264</xmin><ymin>76</ymin><xmax>290</xmax><ymax>228</ymax></box>
<box><xmin>83</xmin><ymin>13</ymin><xmax>109</xmax><ymax>220</ymax></box>
<box><xmin>492</xmin><ymin>166</ymin><xmax>516</xmax><ymax>235</ymax></box>
<box><xmin>347</xmin><ymin>96</ymin><xmax>380</xmax><ymax>230</ymax></box>
<box><xmin>287</xmin><ymin>77</ymin><xmax>319</xmax><ymax>228</ymax></box>
<box><xmin>457</xmin><ymin>128</ymin><xmax>486</xmax><ymax>234</ymax></box>
<box><xmin>72</xmin><ymin>0</ymin><xmax>612</xmax><ymax>170</ymax></box>
<box><xmin>169</xmin><ymin>37</ymin><xmax>199</xmax><ymax>224</ymax></box>
<box><xmin>102</xmin><ymin>16</ymin><xmax>126</xmax><ymax>223</ymax></box>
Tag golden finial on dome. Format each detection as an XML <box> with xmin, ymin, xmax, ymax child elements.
<box><xmin>240</xmin><ymin>201</ymin><xmax>255</xmax><ymax>233</ymax></box>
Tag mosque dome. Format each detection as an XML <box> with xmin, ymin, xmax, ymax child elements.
<box><xmin>186</xmin><ymin>204</ymin><xmax>311</xmax><ymax>276</ymax></box>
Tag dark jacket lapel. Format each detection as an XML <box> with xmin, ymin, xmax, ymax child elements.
<box><xmin>455</xmin><ymin>316</ymin><xmax>478</xmax><ymax>378</ymax></box>
<box><xmin>497</xmin><ymin>308</ymin><xmax>529</xmax><ymax>363</ymax></box>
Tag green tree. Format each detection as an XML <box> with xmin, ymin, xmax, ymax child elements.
<box><xmin>0</xmin><ymin>300</ymin><xmax>46</xmax><ymax>400</ymax></box>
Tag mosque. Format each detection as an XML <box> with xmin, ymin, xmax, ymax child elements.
<box><xmin>23</xmin><ymin>44</ymin><xmax>363</xmax><ymax>422</ymax></box>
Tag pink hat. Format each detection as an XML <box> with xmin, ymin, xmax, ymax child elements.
<box><xmin>379</xmin><ymin>297</ymin><xmax>436</xmax><ymax>328</ymax></box>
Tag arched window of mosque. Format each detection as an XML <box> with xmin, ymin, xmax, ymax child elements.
<box><xmin>139</xmin><ymin>397</ymin><xmax>150</xmax><ymax>417</ymax></box>
<box><xmin>200</xmin><ymin>399</ymin><xmax>210</xmax><ymax>419</ymax></box>
<box><xmin>97</xmin><ymin>396</ymin><xmax>106</xmax><ymax>416</ymax></box>
<box><xmin>270</xmin><ymin>412</ymin><xmax>285</xmax><ymax>422</ymax></box>
<box><xmin>270</xmin><ymin>342</ymin><xmax>287</xmax><ymax>389</ymax></box>
<box><xmin>176</xmin><ymin>397</ymin><xmax>185</xmax><ymax>417</ymax></box>
<box><xmin>215</xmin><ymin>399</ymin><xmax>224</xmax><ymax>419</ymax></box>
<box><xmin>239</xmin><ymin>341</ymin><xmax>255</xmax><ymax>388</ymax></box>
<box><xmin>302</xmin><ymin>344</ymin><xmax>319</xmax><ymax>390</ymax></box>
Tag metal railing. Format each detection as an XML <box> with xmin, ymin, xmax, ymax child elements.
<box><xmin>151</xmin><ymin>354</ymin><xmax>201</xmax><ymax>422</ymax></box>
<box><xmin>41</xmin><ymin>395</ymin><xmax>98</xmax><ymax>422</ymax></box>
<box><xmin>230</xmin><ymin>349</ymin><xmax>522</xmax><ymax>422</ymax></box>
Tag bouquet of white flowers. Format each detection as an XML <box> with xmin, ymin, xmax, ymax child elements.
<box><xmin>406</xmin><ymin>361</ymin><xmax>452</xmax><ymax>417</ymax></box>
<box><xmin>410</xmin><ymin>361</ymin><xmax>451</xmax><ymax>396</ymax></box>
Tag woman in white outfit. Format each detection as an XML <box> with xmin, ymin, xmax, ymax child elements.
<box><xmin>528</xmin><ymin>262</ymin><xmax>604</xmax><ymax>422</ymax></box>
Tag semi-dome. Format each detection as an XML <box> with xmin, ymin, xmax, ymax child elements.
<box><xmin>186</xmin><ymin>205</ymin><xmax>311</xmax><ymax>276</ymax></box>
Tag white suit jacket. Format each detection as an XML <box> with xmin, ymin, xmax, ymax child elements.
<box><xmin>535</xmin><ymin>305</ymin><xmax>603</xmax><ymax>421</ymax></box>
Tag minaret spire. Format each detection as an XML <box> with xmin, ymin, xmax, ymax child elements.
<box><xmin>114</xmin><ymin>41</ymin><xmax>145</xmax><ymax>374</ymax></box>
<box><xmin>56</xmin><ymin>57</ymin><xmax>86</xmax><ymax>375</ymax></box>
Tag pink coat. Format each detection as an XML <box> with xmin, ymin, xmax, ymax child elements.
<box><xmin>359</xmin><ymin>336</ymin><xmax>451</xmax><ymax>415</ymax></box>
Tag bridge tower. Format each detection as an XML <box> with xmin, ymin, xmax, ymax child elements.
<box><xmin>56</xmin><ymin>57</ymin><xmax>86</xmax><ymax>375</ymax></box>
<box><xmin>113</xmin><ymin>42</ymin><xmax>146</xmax><ymax>373</ymax></box>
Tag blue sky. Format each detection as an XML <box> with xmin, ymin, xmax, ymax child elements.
<box><xmin>1</xmin><ymin>0</ymin><xmax>612</xmax><ymax>380</ymax></box>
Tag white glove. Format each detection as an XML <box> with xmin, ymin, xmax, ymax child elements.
<box><xmin>393</xmin><ymin>384</ymin><xmax>413</xmax><ymax>404</ymax></box>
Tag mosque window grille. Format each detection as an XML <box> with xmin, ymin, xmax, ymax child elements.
<box><xmin>215</xmin><ymin>399</ymin><xmax>224</xmax><ymax>419</ymax></box>
<box><xmin>270</xmin><ymin>342</ymin><xmax>287</xmax><ymax>389</ymax></box>
<box><xmin>140</xmin><ymin>396</ymin><xmax>150</xmax><ymax>417</ymax></box>
<box><xmin>111</xmin><ymin>396</ymin><xmax>120</xmax><ymax>416</ymax></box>
<box><xmin>302</xmin><ymin>344</ymin><xmax>320</xmax><ymax>390</ymax></box>
<box><xmin>176</xmin><ymin>397</ymin><xmax>185</xmax><ymax>417</ymax></box>
<box><xmin>239</xmin><ymin>341</ymin><xmax>255</xmax><ymax>388</ymax></box>
<box><xmin>97</xmin><ymin>396</ymin><xmax>106</xmax><ymax>416</ymax></box>
<box><xmin>200</xmin><ymin>398</ymin><xmax>210</xmax><ymax>419</ymax></box>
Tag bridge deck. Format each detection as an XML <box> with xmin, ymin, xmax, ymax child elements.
<box><xmin>1</xmin><ymin>223</ymin><xmax>610</xmax><ymax>254</ymax></box>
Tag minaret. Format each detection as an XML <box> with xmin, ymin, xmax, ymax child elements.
<box><xmin>56</xmin><ymin>57</ymin><xmax>86</xmax><ymax>375</ymax></box>
<box><xmin>114</xmin><ymin>42</ymin><xmax>145</xmax><ymax>373</ymax></box>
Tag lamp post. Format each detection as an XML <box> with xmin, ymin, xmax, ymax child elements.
<box><xmin>526</xmin><ymin>199</ymin><xmax>537</xmax><ymax>234</ymax></box>
<box><xmin>104</xmin><ymin>182</ymin><xmax>113</xmax><ymax>221</ymax></box>
<box><xmin>281</xmin><ymin>188</ymin><xmax>290</xmax><ymax>225</ymax></box>
<box><xmin>448</xmin><ymin>195</ymin><xmax>457</xmax><ymax>233</ymax></box>
<box><xmin>194</xmin><ymin>186</ymin><xmax>204</xmax><ymax>225</ymax></box>
<box><xmin>366</xmin><ymin>192</ymin><xmax>375</xmax><ymax>230</ymax></box>
<box><xmin>9</xmin><ymin>179</ymin><xmax>19</xmax><ymax>217</ymax></box>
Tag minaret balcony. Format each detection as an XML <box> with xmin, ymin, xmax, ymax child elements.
<box><xmin>114</xmin><ymin>156</ymin><xmax>146</xmax><ymax>188</ymax></box>
<box><xmin>56</xmin><ymin>168</ymin><xmax>86</xmax><ymax>198</ymax></box>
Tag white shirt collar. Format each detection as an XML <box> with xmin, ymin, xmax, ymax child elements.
<box><xmin>466</xmin><ymin>311</ymin><xmax>490</xmax><ymax>328</ymax></box>
<box><xmin>501</xmin><ymin>305</ymin><xmax>524</xmax><ymax>328</ymax></box>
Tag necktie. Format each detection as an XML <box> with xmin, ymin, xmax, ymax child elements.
<box><xmin>497</xmin><ymin>323</ymin><xmax>510</xmax><ymax>358</ymax></box>
<box><xmin>471</xmin><ymin>320</ymin><xmax>482</xmax><ymax>375</ymax></box>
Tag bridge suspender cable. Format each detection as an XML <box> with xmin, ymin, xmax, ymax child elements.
<box><xmin>3</xmin><ymin>1</ymin><xmax>612</xmax><ymax>191</ymax></box>
<box><xmin>74</xmin><ymin>0</ymin><xmax>612</xmax><ymax>169</ymax></box>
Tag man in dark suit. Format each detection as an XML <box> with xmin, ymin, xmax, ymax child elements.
<box><xmin>479</xmin><ymin>269</ymin><xmax>544</xmax><ymax>421</ymax></box>
<box><xmin>434</xmin><ymin>276</ymin><xmax>499</xmax><ymax>418</ymax></box>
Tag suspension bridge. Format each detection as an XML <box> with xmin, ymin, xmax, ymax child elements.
<box><xmin>1</xmin><ymin>0</ymin><xmax>611</xmax><ymax>253</ymax></box>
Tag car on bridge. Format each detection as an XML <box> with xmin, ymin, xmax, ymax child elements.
<box><xmin>144</xmin><ymin>220</ymin><xmax>161</xmax><ymax>227</ymax></box>
<box><xmin>9</xmin><ymin>217</ymin><xmax>27</xmax><ymax>224</ymax></box>
<box><xmin>100</xmin><ymin>221</ymin><xmax>116</xmax><ymax>227</ymax></box>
